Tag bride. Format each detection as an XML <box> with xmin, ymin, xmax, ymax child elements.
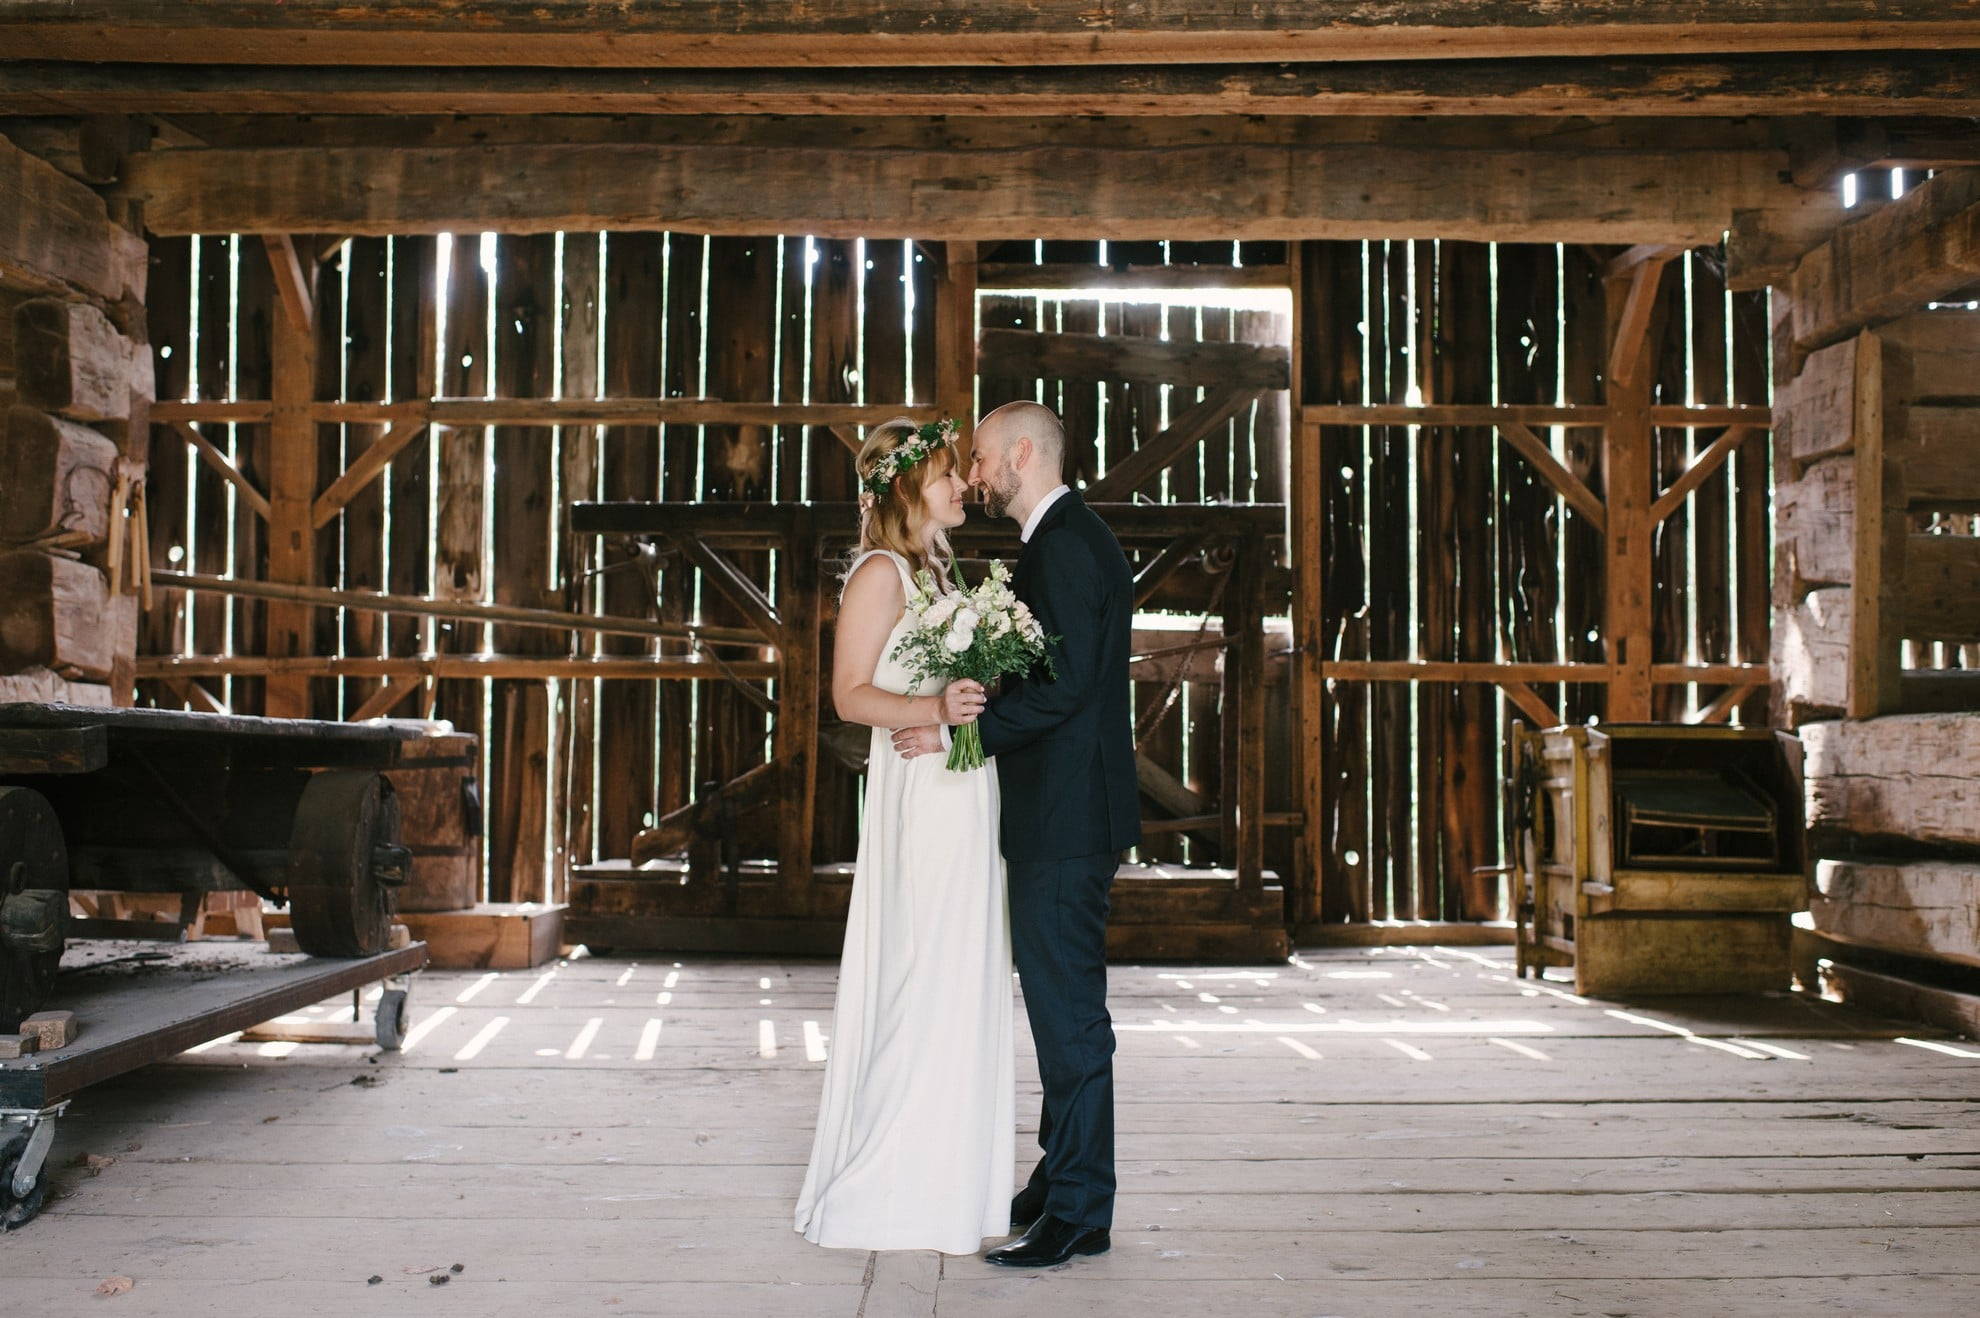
<box><xmin>793</xmin><ymin>417</ymin><xmax>1014</xmax><ymax>1255</ymax></box>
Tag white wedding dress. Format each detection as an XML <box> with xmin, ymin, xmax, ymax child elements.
<box><xmin>794</xmin><ymin>549</ymin><xmax>1015</xmax><ymax>1255</ymax></box>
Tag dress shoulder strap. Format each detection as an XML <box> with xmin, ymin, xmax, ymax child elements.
<box><xmin>842</xmin><ymin>548</ymin><xmax>918</xmax><ymax>601</ymax></box>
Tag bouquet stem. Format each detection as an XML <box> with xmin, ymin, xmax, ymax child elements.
<box><xmin>946</xmin><ymin>721</ymin><xmax>986</xmax><ymax>772</ymax></box>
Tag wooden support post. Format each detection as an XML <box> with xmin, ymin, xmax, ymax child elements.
<box><xmin>1601</xmin><ymin>256</ymin><xmax>1667</xmax><ymax>722</ymax></box>
<box><xmin>262</xmin><ymin>234</ymin><xmax>317</xmax><ymax>719</ymax></box>
<box><xmin>1849</xmin><ymin>332</ymin><xmax>1906</xmax><ymax>718</ymax></box>
<box><xmin>935</xmin><ymin>242</ymin><xmax>977</xmax><ymax>452</ymax></box>
<box><xmin>1289</xmin><ymin>247</ymin><xmax>1326</xmax><ymax>930</ymax></box>
<box><xmin>775</xmin><ymin>512</ymin><xmax>822</xmax><ymax>914</ymax></box>
<box><xmin>1229</xmin><ymin>531</ymin><xmax>1268</xmax><ymax>901</ymax></box>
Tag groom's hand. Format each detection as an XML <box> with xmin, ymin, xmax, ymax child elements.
<box><xmin>890</xmin><ymin>725</ymin><xmax>943</xmax><ymax>760</ymax></box>
<box><xmin>939</xmin><ymin>678</ymin><xmax>986</xmax><ymax>726</ymax></box>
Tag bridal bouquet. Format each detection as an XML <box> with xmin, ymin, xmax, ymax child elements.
<box><xmin>892</xmin><ymin>561</ymin><xmax>1054</xmax><ymax>772</ymax></box>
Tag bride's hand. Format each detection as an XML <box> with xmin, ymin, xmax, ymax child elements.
<box><xmin>938</xmin><ymin>679</ymin><xmax>986</xmax><ymax>726</ymax></box>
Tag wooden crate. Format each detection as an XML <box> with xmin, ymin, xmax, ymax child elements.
<box><xmin>395</xmin><ymin>902</ymin><xmax>565</xmax><ymax>970</ymax></box>
<box><xmin>1509</xmin><ymin>723</ymin><xmax>1807</xmax><ymax>996</ymax></box>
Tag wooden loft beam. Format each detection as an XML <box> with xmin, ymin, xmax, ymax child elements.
<box><xmin>121</xmin><ymin>141</ymin><xmax>1816</xmax><ymax>245</ymax></box>
<box><xmin>1784</xmin><ymin>168</ymin><xmax>1980</xmax><ymax>371</ymax></box>
<box><xmin>979</xmin><ymin>330</ymin><xmax>1289</xmax><ymax>393</ymax></box>
<box><xmin>107</xmin><ymin>111</ymin><xmax>1801</xmax><ymax>156</ymax></box>
<box><xmin>6</xmin><ymin>3</ymin><xmax>1979</xmax><ymax>67</ymax></box>
<box><xmin>9</xmin><ymin>54</ymin><xmax>1980</xmax><ymax>118</ymax></box>
<box><xmin>978</xmin><ymin>262</ymin><xmax>1291</xmax><ymax>291</ymax></box>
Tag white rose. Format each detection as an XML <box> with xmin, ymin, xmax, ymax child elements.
<box><xmin>989</xmin><ymin>612</ymin><xmax>1012</xmax><ymax>637</ymax></box>
<box><xmin>942</xmin><ymin>627</ymin><xmax>973</xmax><ymax>654</ymax></box>
<box><xmin>1022</xmin><ymin>618</ymin><xmax>1044</xmax><ymax>643</ymax></box>
<box><xmin>923</xmin><ymin>596</ymin><xmax>960</xmax><ymax>627</ymax></box>
<box><xmin>954</xmin><ymin>606</ymin><xmax>979</xmax><ymax>632</ymax></box>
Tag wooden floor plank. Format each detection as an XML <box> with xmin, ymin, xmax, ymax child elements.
<box><xmin>4</xmin><ymin>946</ymin><xmax>1977</xmax><ymax>1312</ymax></box>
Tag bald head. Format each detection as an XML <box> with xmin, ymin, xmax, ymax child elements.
<box><xmin>970</xmin><ymin>401</ymin><xmax>1065</xmax><ymax>522</ymax></box>
<box><xmin>976</xmin><ymin>400</ymin><xmax>1064</xmax><ymax>472</ymax></box>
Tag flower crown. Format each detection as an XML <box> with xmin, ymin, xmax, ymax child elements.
<box><xmin>859</xmin><ymin>418</ymin><xmax>956</xmax><ymax>499</ymax></box>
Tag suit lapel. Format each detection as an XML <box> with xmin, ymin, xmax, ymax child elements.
<box><xmin>1013</xmin><ymin>491</ymin><xmax>1077</xmax><ymax>593</ymax></box>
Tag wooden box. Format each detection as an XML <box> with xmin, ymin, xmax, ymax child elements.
<box><xmin>1509</xmin><ymin>723</ymin><xmax>1808</xmax><ymax>997</ymax></box>
<box><xmin>396</xmin><ymin>903</ymin><xmax>566</xmax><ymax>970</ymax></box>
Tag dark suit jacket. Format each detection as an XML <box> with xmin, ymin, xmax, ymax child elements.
<box><xmin>977</xmin><ymin>491</ymin><xmax>1141</xmax><ymax>863</ymax></box>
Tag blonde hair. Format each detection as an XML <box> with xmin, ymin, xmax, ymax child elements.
<box><xmin>851</xmin><ymin>417</ymin><xmax>957</xmax><ymax>587</ymax></box>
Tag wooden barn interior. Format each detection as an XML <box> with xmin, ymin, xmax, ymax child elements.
<box><xmin>2</xmin><ymin>4</ymin><xmax>1980</xmax><ymax>1313</ymax></box>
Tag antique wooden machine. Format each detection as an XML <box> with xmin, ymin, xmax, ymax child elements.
<box><xmin>1507</xmin><ymin>723</ymin><xmax>1807</xmax><ymax>996</ymax></box>
<box><xmin>0</xmin><ymin>701</ymin><xmax>422</xmax><ymax>1032</ymax></box>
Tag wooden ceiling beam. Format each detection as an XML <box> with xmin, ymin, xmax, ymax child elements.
<box><xmin>5</xmin><ymin>3</ymin><xmax>1979</xmax><ymax>68</ymax></box>
<box><xmin>119</xmin><ymin>140</ymin><xmax>1822</xmax><ymax>246</ymax></box>
<box><xmin>6</xmin><ymin>53</ymin><xmax>1980</xmax><ymax>118</ymax></box>
<box><xmin>111</xmin><ymin>113</ymin><xmax>1792</xmax><ymax>154</ymax></box>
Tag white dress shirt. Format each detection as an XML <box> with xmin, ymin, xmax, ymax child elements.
<box><xmin>1020</xmin><ymin>484</ymin><xmax>1071</xmax><ymax>544</ymax></box>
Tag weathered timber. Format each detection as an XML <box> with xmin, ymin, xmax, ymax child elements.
<box><xmin>594</xmin><ymin>230</ymin><xmax>661</xmax><ymax>868</ymax></box>
<box><xmin>0</xmin><ymin>549</ymin><xmax>110</xmax><ymax>679</ymax></box>
<box><xmin>150</xmin><ymin>397</ymin><xmax>934</xmax><ymax>428</ymax></box>
<box><xmin>1819</xmin><ymin>956</ymin><xmax>1980</xmax><ymax>1041</ymax></box>
<box><xmin>9</xmin><ymin>3</ymin><xmax>1980</xmax><ymax>66</ymax></box>
<box><xmin>135</xmin><ymin>654</ymin><xmax>779</xmax><ymax>681</ymax></box>
<box><xmin>1775</xmin><ymin>455</ymin><xmax>1855</xmax><ymax>593</ymax></box>
<box><xmin>1803</xmin><ymin>714</ymin><xmax>1980</xmax><ymax>854</ymax></box>
<box><xmin>432</xmin><ymin>229</ymin><xmax>486</xmax><ymax>745</ymax></box>
<box><xmin>1877</xmin><ymin>308</ymin><xmax>1980</xmax><ymax>401</ymax></box>
<box><xmin>1904</xmin><ymin>533</ymin><xmax>1980</xmax><ymax>644</ymax></box>
<box><xmin>1785</xmin><ymin>168</ymin><xmax>1980</xmax><ymax>368</ymax></box>
<box><xmin>1902</xmin><ymin>408</ymin><xmax>1980</xmax><ymax>508</ymax></box>
<box><xmin>572</xmin><ymin>499</ymin><xmax>1284</xmax><ymax>545</ymax></box>
<box><xmin>11</xmin><ymin>297</ymin><xmax>135</xmax><ymax>421</ymax></box>
<box><xmin>1774</xmin><ymin>587</ymin><xmax>1851</xmax><ymax>727</ymax></box>
<box><xmin>0</xmin><ymin>405</ymin><xmax>118</xmax><ymax>549</ymax></box>
<box><xmin>260</xmin><ymin>234</ymin><xmax>315</xmax><ymax>718</ymax></box>
<box><xmin>15</xmin><ymin>55</ymin><xmax>1980</xmax><ymax>118</ymax></box>
<box><xmin>1602</xmin><ymin>255</ymin><xmax>1662</xmax><ymax>721</ymax></box>
<box><xmin>556</xmin><ymin>228</ymin><xmax>600</xmax><ymax>886</ymax></box>
<box><xmin>146</xmin><ymin>570</ymin><xmax>762</xmax><ymax>646</ymax></box>
<box><xmin>487</xmin><ymin>233</ymin><xmax>558</xmax><ymax>904</ymax></box>
<box><xmin>1084</xmin><ymin>389</ymin><xmax>1262</xmax><ymax>502</ymax></box>
<box><xmin>979</xmin><ymin>327</ymin><xmax>1289</xmax><ymax>392</ymax></box>
<box><xmin>1811</xmin><ymin>858</ymin><xmax>1980</xmax><ymax>968</ymax></box>
<box><xmin>0</xmin><ymin>114</ymin><xmax>131</xmax><ymax>183</ymax></box>
<box><xmin>121</xmin><ymin>142</ymin><xmax>1813</xmax><ymax>245</ymax></box>
<box><xmin>1849</xmin><ymin>332</ymin><xmax>1905</xmax><ymax>718</ymax></box>
<box><xmin>0</xmin><ymin>130</ymin><xmax>144</xmax><ymax>302</ymax></box>
<box><xmin>114</xmin><ymin>110</ymin><xmax>1810</xmax><ymax>154</ymax></box>
<box><xmin>981</xmin><ymin>260</ymin><xmax>1289</xmax><ymax>289</ymax></box>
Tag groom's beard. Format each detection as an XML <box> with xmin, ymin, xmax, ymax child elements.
<box><xmin>983</xmin><ymin>468</ymin><xmax>1021</xmax><ymax>519</ymax></box>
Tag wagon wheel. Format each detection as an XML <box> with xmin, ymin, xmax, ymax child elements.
<box><xmin>286</xmin><ymin>771</ymin><xmax>408</xmax><ymax>958</ymax></box>
<box><xmin>0</xmin><ymin>787</ymin><xmax>68</xmax><ymax>1034</ymax></box>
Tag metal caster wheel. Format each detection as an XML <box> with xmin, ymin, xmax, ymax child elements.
<box><xmin>0</xmin><ymin>1131</ymin><xmax>47</xmax><ymax>1231</ymax></box>
<box><xmin>375</xmin><ymin>986</ymin><xmax>410</xmax><ymax>1051</ymax></box>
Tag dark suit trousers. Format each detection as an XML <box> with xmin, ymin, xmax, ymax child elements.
<box><xmin>1009</xmin><ymin>850</ymin><xmax>1117</xmax><ymax>1229</ymax></box>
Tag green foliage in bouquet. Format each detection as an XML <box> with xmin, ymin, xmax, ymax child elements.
<box><xmin>890</xmin><ymin>560</ymin><xmax>1057</xmax><ymax>771</ymax></box>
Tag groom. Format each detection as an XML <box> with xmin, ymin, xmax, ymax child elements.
<box><xmin>892</xmin><ymin>401</ymin><xmax>1139</xmax><ymax>1267</ymax></box>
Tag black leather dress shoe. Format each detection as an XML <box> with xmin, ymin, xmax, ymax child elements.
<box><xmin>1009</xmin><ymin>1185</ymin><xmax>1048</xmax><ymax>1233</ymax></box>
<box><xmin>984</xmin><ymin>1212</ymin><xmax>1110</xmax><ymax>1268</ymax></box>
